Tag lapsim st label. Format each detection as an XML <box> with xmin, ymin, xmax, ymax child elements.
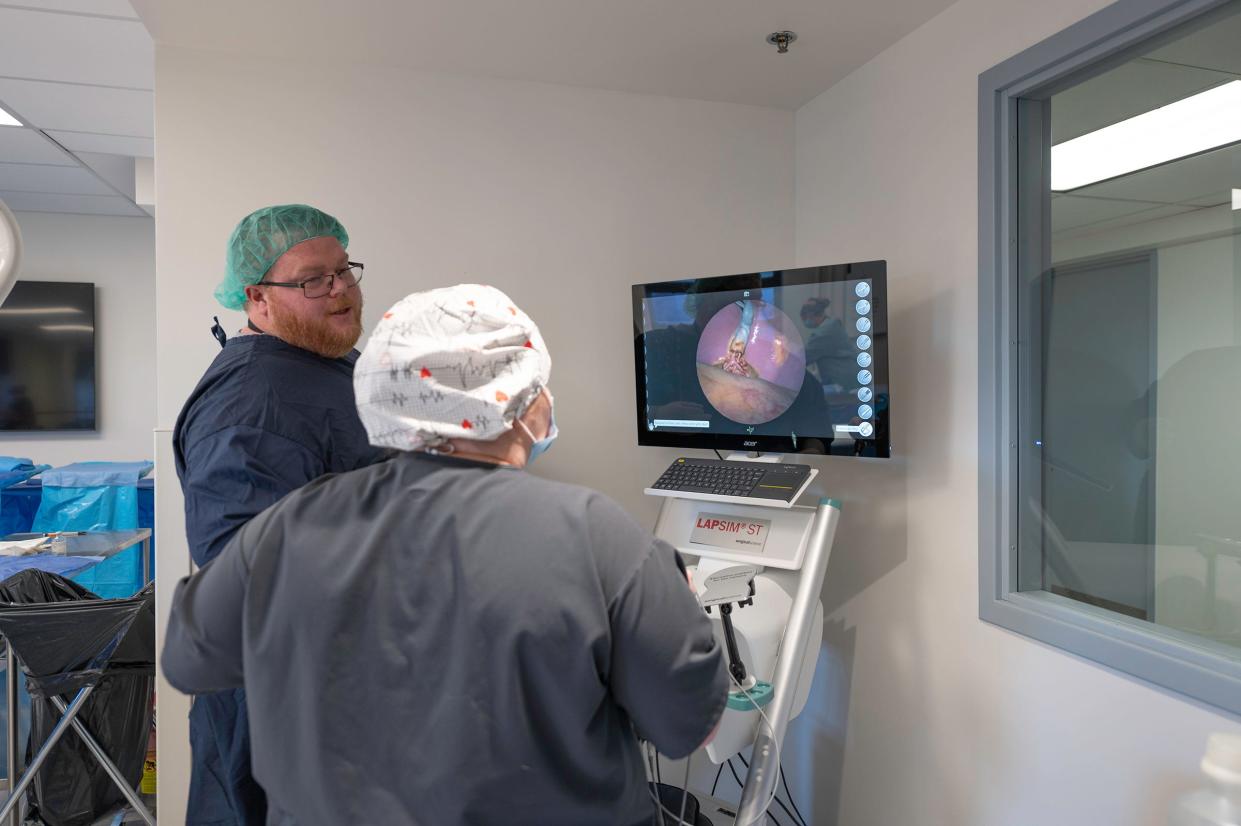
<box><xmin>689</xmin><ymin>512</ymin><xmax>771</xmax><ymax>553</ymax></box>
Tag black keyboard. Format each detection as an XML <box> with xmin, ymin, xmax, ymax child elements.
<box><xmin>649</xmin><ymin>458</ymin><xmax>813</xmax><ymax>503</ymax></box>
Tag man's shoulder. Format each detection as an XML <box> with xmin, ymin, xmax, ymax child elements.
<box><xmin>177</xmin><ymin>337</ymin><xmax>357</xmax><ymax>436</ymax></box>
<box><xmin>176</xmin><ymin>341</ymin><xmax>273</xmax><ymax>436</ymax></box>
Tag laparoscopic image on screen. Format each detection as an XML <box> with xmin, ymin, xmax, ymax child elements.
<box><xmin>637</xmin><ymin>268</ymin><xmax>888</xmax><ymax>456</ymax></box>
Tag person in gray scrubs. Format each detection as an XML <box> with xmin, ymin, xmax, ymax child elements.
<box><xmin>163</xmin><ymin>284</ymin><xmax>729</xmax><ymax>826</ymax></box>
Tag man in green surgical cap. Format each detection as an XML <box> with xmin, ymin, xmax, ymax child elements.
<box><xmin>172</xmin><ymin>204</ymin><xmax>387</xmax><ymax>825</ymax></box>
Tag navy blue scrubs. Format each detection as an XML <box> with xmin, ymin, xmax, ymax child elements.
<box><xmin>173</xmin><ymin>334</ymin><xmax>386</xmax><ymax>825</ymax></box>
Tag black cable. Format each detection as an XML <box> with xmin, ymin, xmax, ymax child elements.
<box><xmin>770</xmin><ymin>795</ymin><xmax>799</xmax><ymax>826</ymax></box>
<box><xmin>713</xmin><ymin>448</ymin><xmax>724</xmax><ymax>460</ymax></box>
<box><xmin>655</xmin><ymin>751</ymin><xmax>661</xmax><ymax>784</ymax></box>
<box><xmin>727</xmin><ymin>758</ymin><xmax>744</xmax><ymax>791</ymax></box>
<box><xmin>781</xmin><ymin>767</ymin><xmax>809</xmax><ymax>826</ymax></box>
<box><xmin>710</xmin><ymin>762</ymin><xmax>725</xmax><ymax>796</ymax></box>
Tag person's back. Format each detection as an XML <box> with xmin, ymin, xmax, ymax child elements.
<box><xmin>166</xmin><ymin>451</ymin><xmax>727</xmax><ymax>825</ymax></box>
<box><xmin>163</xmin><ymin>283</ymin><xmax>728</xmax><ymax>825</ymax></box>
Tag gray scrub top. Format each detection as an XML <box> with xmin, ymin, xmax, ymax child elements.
<box><xmin>163</xmin><ymin>452</ymin><xmax>729</xmax><ymax>826</ymax></box>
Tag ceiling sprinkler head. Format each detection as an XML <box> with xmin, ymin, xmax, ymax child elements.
<box><xmin>766</xmin><ymin>31</ymin><xmax>797</xmax><ymax>54</ymax></box>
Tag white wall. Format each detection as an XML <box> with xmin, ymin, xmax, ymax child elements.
<box><xmin>153</xmin><ymin>46</ymin><xmax>794</xmax><ymax>518</ymax></box>
<box><xmin>0</xmin><ymin>211</ymin><xmax>154</xmax><ymax>466</ymax></box>
<box><xmin>792</xmin><ymin>0</ymin><xmax>1241</xmax><ymax>824</ymax></box>
<box><xmin>153</xmin><ymin>45</ymin><xmax>794</xmax><ymax>816</ymax></box>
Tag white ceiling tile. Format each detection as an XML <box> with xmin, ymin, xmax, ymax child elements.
<box><xmin>1051</xmin><ymin>196</ymin><xmax>1166</xmax><ymax>233</ymax></box>
<box><xmin>0</xmin><ymin>7</ymin><xmax>152</xmax><ymax>89</ymax></box>
<box><xmin>72</xmin><ymin>151</ymin><xmax>135</xmax><ymax>199</ymax></box>
<box><xmin>0</xmin><ymin>162</ymin><xmax>115</xmax><ymax>195</ymax></box>
<box><xmin>0</xmin><ymin>79</ymin><xmax>152</xmax><ymax>137</ymax></box>
<box><xmin>1053</xmin><ymin>204</ymin><xmax>1198</xmax><ymax>242</ymax></box>
<box><xmin>6</xmin><ymin>0</ymin><xmax>139</xmax><ymax>18</ymax></box>
<box><xmin>45</xmin><ymin>130</ymin><xmax>153</xmax><ymax>158</ymax></box>
<box><xmin>0</xmin><ymin>126</ymin><xmax>76</xmax><ymax>166</ymax></box>
<box><xmin>0</xmin><ymin>190</ymin><xmax>145</xmax><ymax>216</ymax></box>
<box><xmin>1051</xmin><ymin>59</ymin><xmax>1231</xmax><ymax>144</ymax></box>
<box><xmin>1146</xmin><ymin>10</ymin><xmax>1241</xmax><ymax>77</ymax></box>
<box><xmin>130</xmin><ymin>0</ymin><xmax>963</xmax><ymax>110</ymax></box>
<box><xmin>1073</xmin><ymin>143</ymin><xmax>1241</xmax><ymax>207</ymax></box>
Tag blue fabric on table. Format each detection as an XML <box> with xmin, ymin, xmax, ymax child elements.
<box><xmin>0</xmin><ymin>553</ymin><xmax>101</xmax><ymax>582</ymax></box>
<box><xmin>0</xmin><ymin>483</ymin><xmax>42</xmax><ymax>537</ymax></box>
<box><xmin>39</xmin><ymin>461</ymin><xmax>153</xmax><ymax>488</ymax></box>
<box><xmin>2</xmin><ymin>481</ymin><xmax>154</xmax><ymax>539</ymax></box>
<box><xmin>137</xmin><ymin>479</ymin><xmax>155</xmax><ymax>579</ymax></box>
<box><xmin>32</xmin><ymin>462</ymin><xmax>153</xmax><ymax>599</ymax></box>
<box><xmin>0</xmin><ymin>458</ymin><xmax>48</xmax><ymax>491</ymax></box>
<box><xmin>33</xmin><ymin>486</ymin><xmax>140</xmax><ymax>534</ymax></box>
<box><xmin>0</xmin><ymin>468</ymin><xmax>37</xmax><ymax>490</ymax></box>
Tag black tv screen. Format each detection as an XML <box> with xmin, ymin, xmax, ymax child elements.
<box><xmin>633</xmin><ymin>261</ymin><xmax>890</xmax><ymax>457</ymax></box>
<box><xmin>0</xmin><ymin>281</ymin><xmax>97</xmax><ymax>431</ymax></box>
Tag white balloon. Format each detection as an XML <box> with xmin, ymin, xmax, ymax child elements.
<box><xmin>0</xmin><ymin>198</ymin><xmax>21</xmax><ymax>307</ymax></box>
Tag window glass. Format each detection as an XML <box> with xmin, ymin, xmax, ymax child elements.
<box><xmin>1021</xmin><ymin>2</ymin><xmax>1241</xmax><ymax>651</ymax></box>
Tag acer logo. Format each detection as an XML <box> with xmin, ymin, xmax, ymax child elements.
<box><xmin>743</xmin><ymin>441</ymin><xmax>758</xmax><ymax>447</ymax></box>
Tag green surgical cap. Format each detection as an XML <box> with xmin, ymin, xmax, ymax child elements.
<box><xmin>215</xmin><ymin>204</ymin><xmax>350</xmax><ymax>310</ymax></box>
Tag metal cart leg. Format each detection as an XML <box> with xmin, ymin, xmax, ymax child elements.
<box><xmin>0</xmin><ymin>685</ymin><xmax>95</xmax><ymax>823</ymax></box>
<box><xmin>5</xmin><ymin>641</ymin><xmax>17</xmax><ymax>826</ymax></box>
<box><xmin>49</xmin><ymin>695</ymin><xmax>155</xmax><ymax>826</ymax></box>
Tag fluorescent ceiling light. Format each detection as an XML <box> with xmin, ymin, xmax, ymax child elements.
<box><xmin>1234</xmin><ymin>189</ymin><xmax>1240</xmax><ymax>211</ymax></box>
<box><xmin>38</xmin><ymin>324</ymin><xmax>93</xmax><ymax>333</ymax></box>
<box><xmin>0</xmin><ymin>105</ymin><xmax>20</xmax><ymax>127</ymax></box>
<box><xmin>0</xmin><ymin>307</ymin><xmax>83</xmax><ymax>316</ymax></box>
<box><xmin>1052</xmin><ymin>80</ymin><xmax>1241</xmax><ymax>191</ymax></box>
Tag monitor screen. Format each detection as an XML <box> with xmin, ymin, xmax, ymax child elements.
<box><xmin>0</xmin><ymin>281</ymin><xmax>97</xmax><ymax>432</ymax></box>
<box><xmin>632</xmin><ymin>261</ymin><xmax>889</xmax><ymax>457</ymax></box>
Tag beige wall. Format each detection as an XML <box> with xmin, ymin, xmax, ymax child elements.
<box><xmin>152</xmin><ymin>45</ymin><xmax>796</xmax><ymax>816</ymax></box>
<box><xmin>153</xmin><ymin>47</ymin><xmax>794</xmax><ymax>519</ymax></box>
<box><xmin>0</xmin><ymin>211</ymin><xmax>154</xmax><ymax>467</ymax></box>
<box><xmin>792</xmin><ymin>0</ymin><xmax>1241</xmax><ymax>823</ymax></box>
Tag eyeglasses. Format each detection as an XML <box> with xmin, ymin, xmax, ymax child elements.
<box><xmin>259</xmin><ymin>262</ymin><xmax>364</xmax><ymax>299</ymax></box>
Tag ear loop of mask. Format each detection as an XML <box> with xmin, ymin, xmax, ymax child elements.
<box><xmin>514</xmin><ymin>386</ymin><xmax>552</xmax><ymax>444</ymax></box>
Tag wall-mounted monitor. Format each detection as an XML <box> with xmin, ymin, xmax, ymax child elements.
<box><xmin>0</xmin><ymin>280</ymin><xmax>97</xmax><ymax>432</ymax></box>
<box><xmin>633</xmin><ymin>261</ymin><xmax>889</xmax><ymax>457</ymax></box>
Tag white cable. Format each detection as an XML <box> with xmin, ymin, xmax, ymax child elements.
<box><xmin>729</xmin><ymin>673</ymin><xmax>782</xmax><ymax>826</ymax></box>
<box><xmin>644</xmin><ymin>783</ymin><xmax>698</xmax><ymax>826</ymax></box>
<box><xmin>642</xmin><ymin>740</ymin><xmax>667</xmax><ymax>826</ymax></box>
<box><xmin>640</xmin><ymin>739</ymin><xmax>700</xmax><ymax>826</ymax></box>
<box><xmin>678</xmin><ymin>750</ymin><xmax>692</xmax><ymax>826</ymax></box>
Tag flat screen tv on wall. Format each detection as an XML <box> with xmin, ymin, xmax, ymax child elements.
<box><xmin>0</xmin><ymin>280</ymin><xmax>97</xmax><ymax>432</ymax></box>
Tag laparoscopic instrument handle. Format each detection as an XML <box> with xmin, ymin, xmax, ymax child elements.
<box><xmin>718</xmin><ymin>603</ymin><xmax>748</xmax><ymax>685</ymax></box>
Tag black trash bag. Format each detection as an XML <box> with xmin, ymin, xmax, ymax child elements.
<box><xmin>0</xmin><ymin>570</ymin><xmax>96</xmax><ymax>605</ymax></box>
<box><xmin>0</xmin><ymin>572</ymin><xmax>152</xmax><ymax>826</ymax></box>
<box><xmin>25</xmin><ymin>672</ymin><xmax>153</xmax><ymax>826</ymax></box>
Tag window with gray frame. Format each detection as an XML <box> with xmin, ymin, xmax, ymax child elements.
<box><xmin>980</xmin><ymin>0</ymin><xmax>1241</xmax><ymax>713</ymax></box>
